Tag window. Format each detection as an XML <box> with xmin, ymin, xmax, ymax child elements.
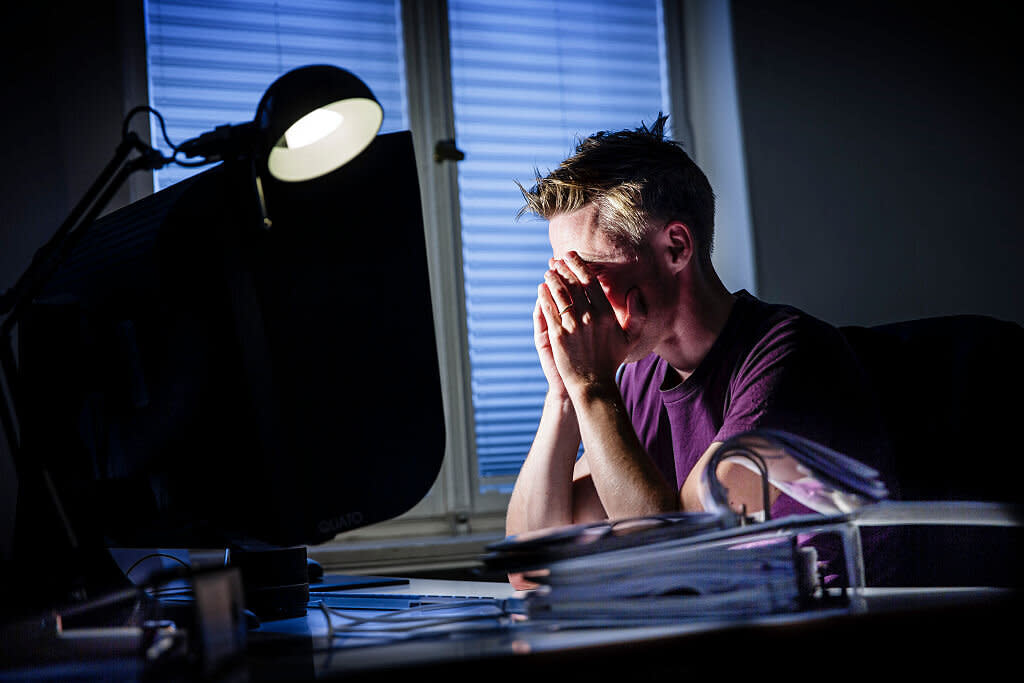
<box><xmin>447</xmin><ymin>0</ymin><xmax>671</xmax><ymax>497</ymax></box>
<box><xmin>141</xmin><ymin>0</ymin><xmax>742</xmax><ymax>544</ymax></box>
<box><xmin>145</xmin><ymin>0</ymin><xmax>408</xmax><ymax>190</ymax></box>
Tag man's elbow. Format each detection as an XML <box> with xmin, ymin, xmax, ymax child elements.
<box><xmin>508</xmin><ymin>571</ymin><xmax>540</xmax><ymax>591</ymax></box>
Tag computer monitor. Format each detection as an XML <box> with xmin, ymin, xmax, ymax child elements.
<box><xmin>6</xmin><ymin>131</ymin><xmax>445</xmax><ymax>611</ymax></box>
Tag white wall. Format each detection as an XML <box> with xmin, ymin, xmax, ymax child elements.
<box><xmin>681</xmin><ymin>0</ymin><xmax>758</xmax><ymax>296</ymax></box>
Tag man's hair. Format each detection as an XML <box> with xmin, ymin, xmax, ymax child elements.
<box><xmin>518</xmin><ymin>114</ymin><xmax>716</xmax><ymax>263</ymax></box>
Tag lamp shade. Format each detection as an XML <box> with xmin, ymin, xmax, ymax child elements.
<box><xmin>256</xmin><ymin>65</ymin><xmax>383</xmax><ymax>182</ymax></box>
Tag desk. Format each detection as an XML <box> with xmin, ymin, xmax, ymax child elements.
<box><xmin>1</xmin><ymin>578</ymin><xmax>1017</xmax><ymax>681</ymax></box>
<box><xmin>246</xmin><ymin>579</ymin><xmax>1018</xmax><ymax>681</ymax></box>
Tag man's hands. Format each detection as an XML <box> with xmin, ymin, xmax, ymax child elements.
<box><xmin>536</xmin><ymin>251</ymin><xmax>646</xmax><ymax>399</ymax></box>
<box><xmin>508</xmin><ymin>249</ymin><xmax>675</xmax><ymax>545</ymax></box>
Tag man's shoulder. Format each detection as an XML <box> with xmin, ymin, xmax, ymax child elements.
<box><xmin>736</xmin><ymin>290</ymin><xmax>814</xmax><ymax>326</ymax></box>
<box><xmin>723</xmin><ymin>292</ymin><xmax>862</xmax><ymax>397</ymax></box>
<box><xmin>735</xmin><ymin>291</ymin><xmax>841</xmax><ymax>349</ymax></box>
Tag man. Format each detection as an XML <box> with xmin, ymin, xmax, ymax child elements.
<box><xmin>506</xmin><ymin>115</ymin><xmax>896</xmax><ymax>586</ymax></box>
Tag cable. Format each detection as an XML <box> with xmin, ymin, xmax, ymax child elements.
<box><xmin>123</xmin><ymin>552</ymin><xmax>192</xmax><ymax>579</ymax></box>
<box><xmin>170</xmin><ymin>150</ymin><xmax>216</xmax><ymax>168</ymax></box>
<box><xmin>316</xmin><ymin>601</ymin><xmax>334</xmax><ymax>642</ymax></box>
<box><xmin>57</xmin><ymin>585</ymin><xmax>146</xmax><ymax>620</ymax></box>
<box><xmin>330</xmin><ymin>613</ymin><xmax>507</xmax><ymax>636</ymax></box>
<box><xmin>120</xmin><ymin>105</ymin><xmax>216</xmax><ymax>170</ymax></box>
<box><xmin>324</xmin><ymin>599</ymin><xmax>504</xmax><ymax>625</ymax></box>
<box><xmin>318</xmin><ymin>599</ymin><xmax>511</xmax><ymax>641</ymax></box>
<box><xmin>121</xmin><ymin>105</ymin><xmax>176</xmax><ymax>152</ymax></box>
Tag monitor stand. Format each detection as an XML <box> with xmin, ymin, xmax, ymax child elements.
<box><xmin>229</xmin><ymin>545</ymin><xmax>309</xmax><ymax>621</ymax></box>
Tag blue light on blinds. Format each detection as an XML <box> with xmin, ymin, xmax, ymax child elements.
<box><xmin>145</xmin><ymin>0</ymin><xmax>407</xmax><ymax>190</ymax></box>
<box><xmin>448</xmin><ymin>0</ymin><xmax>669</xmax><ymax>491</ymax></box>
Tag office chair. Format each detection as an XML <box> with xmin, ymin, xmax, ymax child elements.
<box><xmin>839</xmin><ymin>314</ymin><xmax>1024</xmax><ymax>586</ymax></box>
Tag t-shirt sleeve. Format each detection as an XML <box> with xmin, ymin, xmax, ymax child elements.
<box><xmin>713</xmin><ymin>314</ymin><xmax>878</xmax><ymax>462</ymax></box>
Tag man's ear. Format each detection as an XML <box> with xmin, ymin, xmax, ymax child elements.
<box><xmin>661</xmin><ymin>221</ymin><xmax>694</xmax><ymax>273</ymax></box>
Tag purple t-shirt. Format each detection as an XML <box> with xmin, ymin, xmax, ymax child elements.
<box><xmin>618</xmin><ymin>291</ymin><xmax>897</xmax><ymax>583</ymax></box>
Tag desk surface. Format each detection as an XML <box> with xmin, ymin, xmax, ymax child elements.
<box><xmin>2</xmin><ymin>578</ymin><xmax>1017</xmax><ymax>681</ymax></box>
<box><xmin>248</xmin><ymin>578</ymin><xmax>1018</xmax><ymax>681</ymax></box>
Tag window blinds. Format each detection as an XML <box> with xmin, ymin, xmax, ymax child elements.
<box><xmin>447</xmin><ymin>0</ymin><xmax>669</xmax><ymax>491</ymax></box>
<box><xmin>145</xmin><ymin>0</ymin><xmax>407</xmax><ymax>190</ymax></box>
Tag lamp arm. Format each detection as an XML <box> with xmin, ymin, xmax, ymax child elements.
<box><xmin>0</xmin><ymin>133</ymin><xmax>157</xmax><ymax>328</ymax></box>
<box><xmin>0</xmin><ymin>104</ymin><xmax>250</xmax><ymax>459</ymax></box>
<box><xmin>0</xmin><ymin>132</ymin><xmax>167</xmax><ymax>451</ymax></box>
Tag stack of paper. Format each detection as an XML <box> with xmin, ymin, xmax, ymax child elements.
<box><xmin>522</xmin><ymin>532</ymin><xmax>814</xmax><ymax>622</ymax></box>
<box><xmin>484</xmin><ymin>429</ymin><xmax>892</xmax><ymax>623</ymax></box>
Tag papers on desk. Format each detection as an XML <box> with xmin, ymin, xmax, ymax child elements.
<box><xmin>485</xmin><ymin>429</ymin><xmax>891</xmax><ymax>624</ymax></box>
<box><xmin>523</xmin><ymin>533</ymin><xmax>813</xmax><ymax>622</ymax></box>
<box><xmin>485</xmin><ymin>513</ymin><xmax>849</xmax><ymax>623</ymax></box>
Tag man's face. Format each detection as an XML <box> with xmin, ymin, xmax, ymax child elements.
<box><xmin>548</xmin><ymin>204</ymin><xmax>671</xmax><ymax>361</ymax></box>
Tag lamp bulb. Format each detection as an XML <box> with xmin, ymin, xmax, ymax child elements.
<box><xmin>283</xmin><ymin>108</ymin><xmax>345</xmax><ymax>150</ymax></box>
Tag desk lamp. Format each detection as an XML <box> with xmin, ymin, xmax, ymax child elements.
<box><xmin>1</xmin><ymin>61</ymin><xmax>381</xmax><ymax>324</ymax></box>
<box><xmin>176</xmin><ymin>64</ymin><xmax>384</xmax><ymax>225</ymax></box>
<box><xmin>0</xmin><ymin>64</ymin><xmax>383</xmax><ymax>612</ymax></box>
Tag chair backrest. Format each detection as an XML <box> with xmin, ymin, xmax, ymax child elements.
<box><xmin>840</xmin><ymin>314</ymin><xmax>1024</xmax><ymax>503</ymax></box>
<box><xmin>840</xmin><ymin>315</ymin><xmax>1023</xmax><ymax>586</ymax></box>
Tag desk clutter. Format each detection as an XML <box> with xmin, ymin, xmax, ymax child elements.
<box><xmin>291</xmin><ymin>429</ymin><xmax>897</xmax><ymax>650</ymax></box>
<box><xmin>479</xmin><ymin>428</ymin><xmax>889</xmax><ymax>624</ymax></box>
<box><xmin>481</xmin><ymin>429</ymin><xmax>1020</xmax><ymax>626</ymax></box>
<box><xmin>3</xmin><ymin>430</ymin><xmax>1020</xmax><ymax>681</ymax></box>
<box><xmin>482</xmin><ymin>512</ymin><xmax>857</xmax><ymax>624</ymax></box>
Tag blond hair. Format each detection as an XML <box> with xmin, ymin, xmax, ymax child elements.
<box><xmin>518</xmin><ymin>114</ymin><xmax>715</xmax><ymax>263</ymax></box>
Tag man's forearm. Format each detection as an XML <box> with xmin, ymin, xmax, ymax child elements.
<box><xmin>506</xmin><ymin>392</ymin><xmax>581</xmax><ymax>536</ymax></box>
<box><xmin>571</xmin><ymin>380</ymin><xmax>679</xmax><ymax>519</ymax></box>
